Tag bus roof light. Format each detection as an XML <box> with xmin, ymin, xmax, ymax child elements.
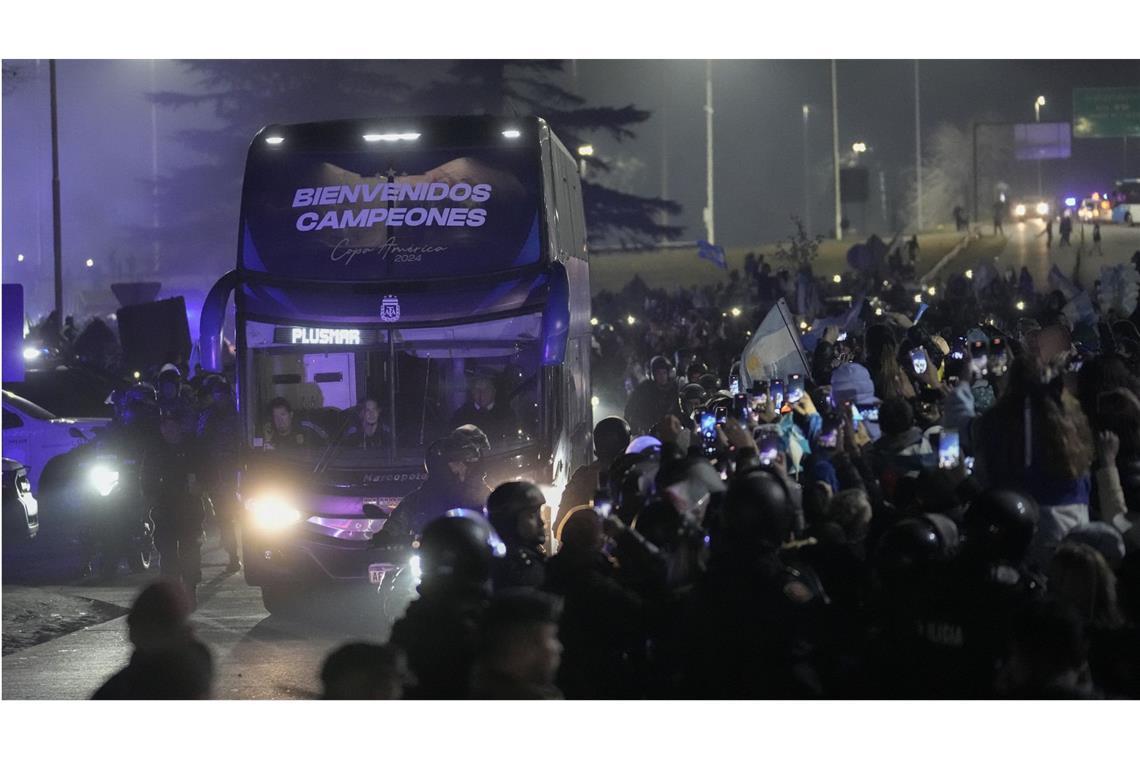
<box><xmin>363</xmin><ymin>132</ymin><xmax>421</xmax><ymax>143</ymax></box>
<box><xmin>265</xmin><ymin>136</ymin><xmax>285</xmax><ymax>145</ymax></box>
<box><xmin>502</xmin><ymin>129</ymin><xmax>521</xmax><ymax>139</ymax></box>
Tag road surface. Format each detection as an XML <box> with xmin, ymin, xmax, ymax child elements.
<box><xmin>949</xmin><ymin>219</ymin><xmax>1140</xmax><ymax>289</ymax></box>
<box><xmin>3</xmin><ymin>526</ymin><xmax>390</xmax><ymax>700</ymax></box>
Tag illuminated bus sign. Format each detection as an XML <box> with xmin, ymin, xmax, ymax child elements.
<box><xmin>290</xmin><ymin>327</ymin><xmax>362</xmax><ymax>345</ymax></box>
<box><xmin>240</xmin><ymin>140</ymin><xmax>541</xmax><ymax>282</ymax></box>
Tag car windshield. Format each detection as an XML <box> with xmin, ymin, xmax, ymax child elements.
<box><xmin>2</xmin><ymin>390</ymin><xmax>57</xmax><ymax>420</ymax></box>
<box><xmin>247</xmin><ymin>312</ymin><xmax>542</xmax><ymax>469</ymax></box>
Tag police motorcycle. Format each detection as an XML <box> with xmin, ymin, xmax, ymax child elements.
<box><xmin>76</xmin><ymin>387</ymin><xmax>157</xmax><ymax>579</ymax></box>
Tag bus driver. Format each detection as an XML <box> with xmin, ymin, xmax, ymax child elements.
<box><xmin>450</xmin><ymin>369</ymin><xmax>519</xmax><ymax>443</ymax></box>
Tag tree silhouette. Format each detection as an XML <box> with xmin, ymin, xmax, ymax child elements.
<box><xmin>415</xmin><ymin>60</ymin><xmax>682</xmax><ymax>244</ymax></box>
<box><xmin>146</xmin><ymin>60</ymin><xmax>681</xmax><ymax>272</ymax></box>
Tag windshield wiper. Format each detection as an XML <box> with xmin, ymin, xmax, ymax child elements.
<box><xmin>314</xmin><ymin>414</ymin><xmax>355</xmax><ymax>475</ymax></box>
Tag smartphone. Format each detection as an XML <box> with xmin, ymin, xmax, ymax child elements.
<box><xmin>757</xmin><ymin>432</ymin><xmax>781</xmax><ymax>466</ymax></box>
<box><xmin>729</xmin><ymin>376</ymin><xmax>740</xmax><ymax>395</ymax></box>
<box><xmin>769</xmin><ymin>379</ymin><xmax>785</xmax><ymax>409</ymax></box>
<box><xmin>732</xmin><ymin>393</ymin><xmax>751</xmax><ymax>423</ymax></box>
<box><xmin>909</xmin><ymin>348</ymin><xmax>928</xmax><ymax>376</ymax></box>
<box><xmin>845</xmin><ymin>399</ymin><xmax>863</xmax><ymax>424</ymax></box>
<box><xmin>594</xmin><ymin>472</ymin><xmax>613</xmax><ymax>518</ymax></box>
<box><xmin>698</xmin><ymin>410</ymin><xmax>717</xmax><ymax>446</ymax></box>
<box><xmin>715</xmin><ymin>405</ymin><xmax>728</xmax><ymax>425</ymax></box>
<box><xmin>938</xmin><ymin>428</ymin><xmax>961</xmax><ymax>469</ymax></box>
<box><xmin>786</xmin><ymin>374</ymin><xmax>805</xmax><ymax>404</ymax></box>
<box><xmin>855</xmin><ymin>402</ymin><xmax>879</xmax><ymax>422</ymax></box>
<box><xmin>964</xmin><ymin>456</ymin><xmax>975</xmax><ymax>474</ymax></box>
<box><xmin>750</xmin><ymin>380</ymin><xmax>769</xmax><ymax>408</ymax></box>
<box><xmin>969</xmin><ymin>340</ymin><xmax>989</xmax><ymax>377</ymax></box>
<box><xmin>837</xmin><ymin>331</ymin><xmax>848</xmax><ymax>342</ymax></box>
<box><xmin>817</xmin><ymin>420</ymin><xmax>840</xmax><ymax>449</ymax></box>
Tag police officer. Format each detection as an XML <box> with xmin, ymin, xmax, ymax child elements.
<box><xmin>679</xmin><ymin>468</ymin><xmax>828</xmax><ymax>698</ymax></box>
<box><xmin>156</xmin><ymin>364</ymin><xmax>196</xmax><ymax>435</ymax></box>
<box><xmin>389</xmin><ymin>510</ymin><xmax>503</xmax><ymax>698</ymax></box>
<box><xmin>559</xmin><ymin>417</ymin><xmax>632</xmax><ymax>517</ymax></box>
<box><xmin>144</xmin><ymin>410</ymin><xmax>206</xmax><ymax>608</ymax></box>
<box><xmin>196</xmin><ymin>374</ymin><xmax>242</xmax><ymax>573</ymax></box>
<box><xmin>373</xmin><ymin>426</ymin><xmax>491</xmax><ymax>546</ymax></box>
<box><xmin>84</xmin><ymin>384</ymin><xmax>159</xmax><ymax>577</ymax></box>
<box><xmin>487</xmin><ymin>481</ymin><xmax>547</xmax><ymax>590</ymax></box>
<box><xmin>624</xmin><ymin>356</ymin><xmax>684</xmax><ymax>436</ymax></box>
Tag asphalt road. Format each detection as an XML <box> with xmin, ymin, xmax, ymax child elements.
<box><xmin>3</xmin><ymin>527</ymin><xmax>391</xmax><ymax>700</ymax></box>
<box><xmin>953</xmin><ymin>219</ymin><xmax>1140</xmax><ymax>288</ymax></box>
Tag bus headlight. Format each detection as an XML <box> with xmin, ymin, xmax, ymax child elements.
<box><xmin>1036</xmin><ymin>202</ymin><xmax>1049</xmax><ymax>216</ymax></box>
<box><xmin>89</xmin><ymin>464</ymin><xmax>120</xmax><ymax>497</ymax></box>
<box><xmin>409</xmin><ymin>554</ymin><xmax>422</xmax><ymax>583</ymax></box>
<box><xmin>1014</xmin><ymin>204</ymin><xmax>1026</xmax><ymax>217</ymax></box>
<box><xmin>247</xmin><ymin>492</ymin><xmax>302</xmax><ymax>532</ymax></box>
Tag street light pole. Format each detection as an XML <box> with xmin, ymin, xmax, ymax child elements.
<box><xmin>1035</xmin><ymin>95</ymin><xmax>1045</xmax><ymax>196</ymax></box>
<box><xmin>704</xmin><ymin>59</ymin><xmax>715</xmax><ymax>245</ymax></box>
<box><xmin>831</xmin><ymin>60</ymin><xmax>842</xmax><ymax>241</ymax></box>
<box><xmin>49</xmin><ymin>59</ymin><xmax>63</xmax><ymax>321</ymax></box>
<box><xmin>802</xmin><ymin>104</ymin><xmax>811</xmax><ymax>234</ymax></box>
<box><xmin>914</xmin><ymin>60</ymin><xmax>923</xmax><ymax>233</ymax></box>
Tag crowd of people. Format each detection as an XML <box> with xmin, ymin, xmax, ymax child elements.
<box><xmin>86</xmin><ymin>242</ymin><xmax>1140</xmax><ymax>699</ymax></box>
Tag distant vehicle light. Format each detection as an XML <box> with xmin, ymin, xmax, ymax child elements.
<box><xmin>1036</xmin><ymin>202</ymin><xmax>1049</xmax><ymax>215</ymax></box>
<box><xmin>264</xmin><ymin>136</ymin><xmax>285</xmax><ymax>145</ymax></box>
<box><xmin>363</xmin><ymin>132</ymin><xmax>421</xmax><ymax>142</ymax></box>
<box><xmin>1064</xmin><ymin>197</ymin><xmax>1077</xmax><ymax>208</ymax></box>
<box><xmin>1016</xmin><ymin>300</ymin><xmax>1026</xmax><ymax>311</ymax></box>
<box><xmin>577</xmin><ymin>145</ymin><xmax>595</xmax><ymax>157</ymax></box>
<box><xmin>965</xmin><ymin>269</ymin><xmax>974</xmax><ymax>279</ymax></box>
<box><xmin>85</xmin><ymin>258</ymin><xmax>94</xmax><ymax>267</ymax></box>
<box><xmin>133</xmin><ymin>371</ymin><xmax>141</xmax><ymax>379</ymax></box>
<box><xmin>502</xmin><ymin>129</ymin><xmax>521</xmax><ymax>138</ymax></box>
<box><xmin>22</xmin><ymin>347</ymin><xmax>40</xmax><ymax>361</ymax></box>
<box><xmin>589</xmin><ymin>317</ymin><xmax>598</xmax><ymax>326</ymax></box>
<box><xmin>731</xmin><ymin>306</ymin><xmax>742</xmax><ymax>317</ymax></box>
<box><xmin>832</xmin><ymin>274</ymin><xmax>842</xmax><ymax>284</ymax></box>
<box><xmin>626</xmin><ymin>315</ymin><xmax>636</xmax><ymax>326</ymax></box>
<box><xmin>914</xmin><ymin>294</ymin><xmax>923</xmax><ymax>303</ymax></box>
<box><xmin>927</xmin><ymin>286</ymin><xmax>936</xmax><ymax>296</ymax></box>
<box><xmin>1014</xmin><ymin>204</ymin><xmax>1027</xmax><ymax>216</ymax></box>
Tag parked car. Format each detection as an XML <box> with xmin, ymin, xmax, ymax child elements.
<box><xmin>4</xmin><ymin>364</ymin><xmax>128</xmax><ymax>419</ymax></box>
<box><xmin>2</xmin><ymin>458</ymin><xmax>39</xmax><ymax>540</ymax></box>
<box><xmin>2</xmin><ymin>390</ymin><xmax>108</xmax><ymax>495</ymax></box>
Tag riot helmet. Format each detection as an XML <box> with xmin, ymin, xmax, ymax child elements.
<box><xmin>592</xmin><ymin>417</ymin><xmax>632</xmax><ymax>462</ymax></box>
<box><xmin>875</xmin><ymin>514</ymin><xmax>960</xmax><ymax>579</ymax></box>
<box><xmin>486</xmin><ymin>481</ymin><xmax>545</xmax><ymax>544</ymax></box>
<box><xmin>417</xmin><ymin>509</ymin><xmax>506</xmax><ymax>589</ymax></box>
<box><xmin>963</xmin><ymin>489</ymin><xmax>1039</xmax><ymax>565</ymax></box>
<box><xmin>721</xmin><ymin>468</ymin><xmax>796</xmax><ymax>553</ymax></box>
<box><xmin>649</xmin><ymin>355</ymin><xmax>675</xmax><ymax>383</ymax></box>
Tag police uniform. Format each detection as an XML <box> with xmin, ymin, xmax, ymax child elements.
<box><xmin>143</xmin><ymin>432</ymin><xmax>206</xmax><ymax>600</ymax></box>
<box><xmin>197</xmin><ymin>398</ymin><xmax>242</xmax><ymax>568</ymax></box>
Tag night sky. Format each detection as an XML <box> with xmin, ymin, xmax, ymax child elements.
<box><xmin>3</xmin><ymin>59</ymin><xmax>1139</xmax><ymax>318</ymax></box>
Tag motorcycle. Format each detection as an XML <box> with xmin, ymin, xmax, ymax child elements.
<box><xmin>78</xmin><ymin>452</ymin><xmax>156</xmax><ymax>579</ymax></box>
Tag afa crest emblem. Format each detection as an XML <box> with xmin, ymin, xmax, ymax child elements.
<box><xmin>380</xmin><ymin>295</ymin><xmax>401</xmax><ymax>323</ymax></box>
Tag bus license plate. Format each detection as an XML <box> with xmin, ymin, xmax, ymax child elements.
<box><xmin>368</xmin><ymin>564</ymin><xmax>388</xmax><ymax>586</ymax></box>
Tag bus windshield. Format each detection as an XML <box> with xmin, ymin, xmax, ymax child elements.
<box><xmin>248</xmin><ymin>312</ymin><xmax>543</xmax><ymax>469</ymax></box>
<box><xmin>241</xmin><ymin>144</ymin><xmax>542</xmax><ymax>281</ymax></box>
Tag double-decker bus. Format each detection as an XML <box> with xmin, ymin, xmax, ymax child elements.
<box><xmin>1111</xmin><ymin>178</ymin><xmax>1140</xmax><ymax>225</ymax></box>
<box><xmin>198</xmin><ymin>116</ymin><xmax>592</xmax><ymax>613</ymax></box>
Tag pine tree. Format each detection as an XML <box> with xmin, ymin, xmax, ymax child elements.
<box><xmin>415</xmin><ymin>60</ymin><xmax>682</xmax><ymax>244</ymax></box>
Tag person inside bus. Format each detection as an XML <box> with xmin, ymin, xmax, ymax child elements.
<box><xmin>262</xmin><ymin>396</ymin><xmax>328</xmax><ymax>449</ymax></box>
<box><xmin>450</xmin><ymin>368</ymin><xmax>520</xmax><ymax>443</ymax></box>
<box><xmin>343</xmin><ymin>395</ymin><xmax>392</xmax><ymax>449</ymax></box>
